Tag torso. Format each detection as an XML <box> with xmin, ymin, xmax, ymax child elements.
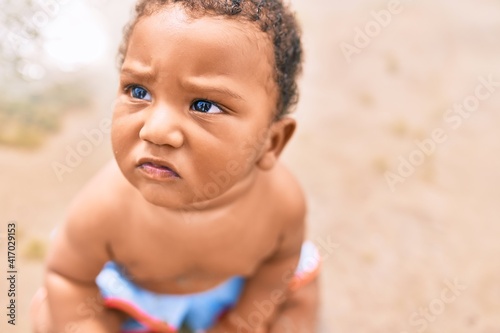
<box><xmin>101</xmin><ymin>162</ymin><xmax>289</xmax><ymax>295</ymax></box>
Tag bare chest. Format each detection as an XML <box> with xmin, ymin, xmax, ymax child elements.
<box><xmin>109</xmin><ymin>208</ymin><xmax>279</xmax><ymax>294</ymax></box>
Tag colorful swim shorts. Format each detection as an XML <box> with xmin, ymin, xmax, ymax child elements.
<box><xmin>96</xmin><ymin>241</ymin><xmax>320</xmax><ymax>332</ymax></box>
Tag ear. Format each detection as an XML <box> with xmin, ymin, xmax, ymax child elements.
<box><xmin>257</xmin><ymin>117</ymin><xmax>296</xmax><ymax>171</ymax></box>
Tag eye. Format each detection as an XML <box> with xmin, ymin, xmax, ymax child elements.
<box><xmin>127</xmin><ymin>85</ymin><xmax>152</xmax><ymax>101</ymax></box>
<box><xmin>191</xmin><ymin>100</ymin><xmax>222</xmax><ymax>114</ymax></box>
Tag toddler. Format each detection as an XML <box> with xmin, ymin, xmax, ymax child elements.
<box><xmin>31</xmin><ymin>0</ymin><xmax>320</xmax><ymax>332</ymax></box>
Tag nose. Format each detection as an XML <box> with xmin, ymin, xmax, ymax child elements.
<box><xmin>139</xmin><ymin>104</ymin><xmax>184</xmax><ymax>148</ymax></box>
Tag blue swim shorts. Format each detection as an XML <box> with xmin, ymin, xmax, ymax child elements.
<box><xmin>96</xmin><ymin>241</ymin><xmax>320</xmax><ymax>333</ymax></box>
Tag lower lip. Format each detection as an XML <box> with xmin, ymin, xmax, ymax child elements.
<box><xmin>138</xmin><ymin>163</ymin><xmax>180</xmax><ymax>180</ymax></box>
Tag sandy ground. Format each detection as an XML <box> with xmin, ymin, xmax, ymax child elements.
<box><xmin>2</xmin><ymin>0</ymin><xmax>500</xmax><ymax>332</ymax></box>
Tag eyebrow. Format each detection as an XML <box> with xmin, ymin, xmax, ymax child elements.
<box><xmin>120</xmin><ymin>67</ymin><xmax>244</xmax><ymax>101</ymax></box>
<box><xmin>120</xmin><ymin>66</ymin><xmax>156</xmax><ymax>83</ymax></box>
<box><xmin>182</xmin><ymin>80</ymin><xmax>245</xmax><ymax>101</ymax></box>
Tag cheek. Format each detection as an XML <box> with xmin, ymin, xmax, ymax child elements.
<box><xmin>187</xmin><ymin>137</ymin><xmax>243</xmax><ymax>191</ymax></box>
<box><xmin>111</xmin><ymin>112</ymin><xmax>137</xmax><ymax>160</ymax></box>
<box><xmin>192</xmin><ymin>131</ymin><xmax>264</xmax><ymax>184</ymax></box>
<box><xmin>236</xmin><ymin>125</ymin><xmax>270</xmax><ymax>162</ymax></box>
<box><xmin>111</xmin><ymin>120</ymin><xmax>126</xmax><ymax>157</ymax></box>
<box><xmin>191</xmin><ymin>157</ymin><xmax>242</xmax><ymax>201</ymax></box>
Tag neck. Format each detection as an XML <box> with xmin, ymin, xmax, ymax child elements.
<box><xmin>183</xmin><ymin>169</ymin><xmax>262</xmax><ymax>213</ymax></box>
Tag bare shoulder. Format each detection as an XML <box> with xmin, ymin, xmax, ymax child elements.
<box><xmin>266</xmin><ymin>161</ymin><xmax>307</xmax><ymax>226</ymax></box>
<box><xmin>47</xmin><ymin>160</ymin><xmax>135</xmax><ymax>280</ymax></box>
<box><xmin>263</xmin><ymin>162</ymin><xmax>307</xmax><ymax>257</ymax></box>
<box><xmin>64</xmin><ymin>160</ymin><xmax>134</xmax><ymax>233</ymax></box>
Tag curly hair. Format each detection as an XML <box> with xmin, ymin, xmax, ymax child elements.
<box><xmin>118</xmin><ymin>0</ymin><xmax>303</xmax><ymax>119</ymax></box>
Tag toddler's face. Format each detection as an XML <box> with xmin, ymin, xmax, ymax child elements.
<box><xmin>111</xmin><ymin>5</ymin><xmax>278</xmax><ymax>208</ymax></box>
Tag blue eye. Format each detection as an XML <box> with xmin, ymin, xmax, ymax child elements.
<box><xmin>191</xmin><ymin>100</ymin><xmax>222</xmax><ymax>114</ymax></box>
<box><xmin>129</xmin><ymin>86</ymin><xmax>151</xmax><ymax>101</ymax></box>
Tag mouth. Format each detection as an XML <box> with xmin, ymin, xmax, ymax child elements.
<box><xmin>137</xmin><ymin>158</ymin><xmax>181</xmax><ymax>180</ymax></box>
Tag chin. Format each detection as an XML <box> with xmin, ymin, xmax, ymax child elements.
<box><xmin>136</xmin><ymin>183</ymin><xmax>186</xmax><ymax>209</ymax></box>
<box><xmin>141</xmin><ymin>192</ymin><xmax>186</xmax><ymax>210</ymax></box>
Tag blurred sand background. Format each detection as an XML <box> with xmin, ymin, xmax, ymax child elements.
<box><xmin>1</xmin><ymin>0</ymin><xmax>500</xmax><ymax>332</ymax></box>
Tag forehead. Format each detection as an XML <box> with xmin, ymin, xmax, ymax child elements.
<box><xmin>125</xmin><ymin>5</ymin><xmax>276</xmax><ymax>94</ymax></box>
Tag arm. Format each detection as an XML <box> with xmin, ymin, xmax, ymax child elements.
<box><xmin>43</xmin><ymin>189</ymin><xmax>121</xmax><ymax>333</ymax></box>
<box><xmin>45</xmin><ymin>271</ymin><xmax>120</xmax><ymax>333</ymax></box>
<box><xmin>224</xmin><ymin>251</ymin><xmax>302</xmax><ymax>333</ymax></box>
<box><xmin>209</xmin><ymin>195</ymin><xmax>306</xmax><ymax>333</ymax></box>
